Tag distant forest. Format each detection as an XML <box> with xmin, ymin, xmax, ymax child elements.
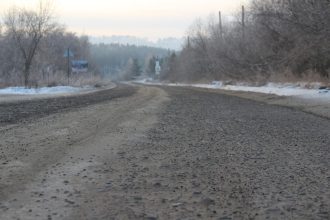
<box><xmin>161</xmin><ymin>0</ymin><xmax>330</xmax><ymax>84</ymax></box>
<box><xmin>90</xmin><ymin>36</ymin><xmax>183</xmax><ymax>51</ymax></box>
<box><xmin>0</xmin><ymin>2</ymin><xmax>171</xmax><ymax>87</ymax></box>
<box><xmin>91</xmin><ymin>43</ymin><xmax>171</xmax><ymax>80</ymax></box>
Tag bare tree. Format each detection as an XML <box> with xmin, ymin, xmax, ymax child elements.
<box><xmin>163</xmin><ymin>0</ymin><xmax>330</xmax><ymax>83</ymax></box>
<box><xmin>3</xmin><ymin>0</ymin><xmax>56</xmax><ymax>87</ymax></box>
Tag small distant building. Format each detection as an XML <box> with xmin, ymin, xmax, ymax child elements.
<box><xmin>155</xmin><ymin>61</ymin><xmax>161</xmax><ymax>75</ymax></box>
<box><xmin>71</xmin><ymin>60</ymin><xmax>88</xmax><ymax>73</ymax></box>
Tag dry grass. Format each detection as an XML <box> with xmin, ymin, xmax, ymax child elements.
<box><xmin>267</xmin><ymin>70</ymin><xmax>330</xmax><ymax>88</ymax></box>
<box><xmin>0</xmin><ymin>70</ymin><xmax>106</xmax><ymax>88</ymax></box>
<box><xmin>33</xmin><ymin>71</ymin><xmax>104</xmax><ymax>88</ymax></box>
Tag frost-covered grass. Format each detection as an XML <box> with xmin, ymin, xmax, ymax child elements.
<box><xmin>136</xmin><ymin>79</ymin><xmax>330</xmax><ymax>102</ymax></box>
<box><xmin>0</xmin><ymin>86</ymin><xmax>90</xmax><ymax>95</ymax></box>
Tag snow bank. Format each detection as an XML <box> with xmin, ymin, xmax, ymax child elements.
<box><xmin>136</xmin><ymin>79</ymin><xmax>330</xmax><ymax>102</ymax></box>
<box><xmin>197</xmin><ymin>81</ymin><xmax>319</xmax><ymax>96</ymax></box>
<box><xmin>0</xmin><ymin>86</ymin><xmax>88</xmax><ymax>95</ymax></box>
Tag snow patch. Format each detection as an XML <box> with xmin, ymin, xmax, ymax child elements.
<box><xmin>0</xmin><ymin>86</ymin><xmax>89</xmax><ymax>95</ymax></box>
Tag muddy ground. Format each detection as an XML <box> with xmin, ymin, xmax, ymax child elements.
<box><xmin>0</xmin><ymin>85</ymin><xmax>329</xmax><ymax>220</ymax></box>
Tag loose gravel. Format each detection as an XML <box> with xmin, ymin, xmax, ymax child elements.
<box><xmin>0</xmin><ymin>85</ymin><xmax>329</xmax><ymax>220</ymax></box>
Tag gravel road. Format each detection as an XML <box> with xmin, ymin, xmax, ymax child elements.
<box><xmin>0</xmin><ymin>85</ymin><xmax>329</xmax><ymax>220</ymax></box>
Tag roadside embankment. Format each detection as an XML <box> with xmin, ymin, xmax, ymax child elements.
<box><xmin>136</xmin><ymin>80</ymin><xmax>330</xmax><ymax>119</ymax></box>
<box><xmin>199</xmin><ymin>88</ymin><xmax>330</xmax><ymax>119</ymax></box>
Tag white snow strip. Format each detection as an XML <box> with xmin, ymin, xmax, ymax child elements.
<box><xmin>0</xmin><ymin>86</ymin><xmax>89</xmax><ymax>95</ymax></box>
<box><xmin>135</xmin><ymin>79</ymin><xmax>330</xmax><ymax>102</ymax></box>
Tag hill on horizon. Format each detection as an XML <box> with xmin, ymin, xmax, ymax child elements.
<box><xmin>89</xmin><ymin>35</ymin><xmax>184</xmax><ymax>51</ymax></box>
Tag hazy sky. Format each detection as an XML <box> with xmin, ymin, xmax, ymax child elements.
<box><xmin>0</xmin><ymin>0</ymin><xmax>249</xmax><ymax>39</ymax></box>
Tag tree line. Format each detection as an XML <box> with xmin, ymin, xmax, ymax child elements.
<box><xmin>0</xmin><ymin>1</ymin><xmax>175</xmax><ymax>87</ymax></box>
<box><xmin>91</xmin><ymin>43</ymin><xmax>170</xmax><ymax>80</ymax></box>
<box><xmin>0</xmin><ymin>1</ymin><xmax>94</xmax><ymax>87</ymax></box>
<box><xmin>161</xmin><ymin>0</ymin><xmax>330</xmax><ymax>84</ymax></box>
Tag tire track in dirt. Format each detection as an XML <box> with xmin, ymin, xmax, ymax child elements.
<box><xmin>0</xmin><ymin>85</ymin><xmax>168</xmax><ymax>220</ymax></box>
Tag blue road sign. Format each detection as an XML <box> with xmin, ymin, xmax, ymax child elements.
<box><xmin>64</xmin><ymin>49</ymin><xmax>74</xmax><ymax>57</ymax></box>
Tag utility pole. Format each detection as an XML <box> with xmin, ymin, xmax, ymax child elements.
<box><xmin>242</xmin><ymin>5</ymin><xmax>245</xmax><ymax>41</ymax></box>
<box><xmin>64</xmin><ymin>48</ymin><xmax>73</xmax><ymax>85</ymax></box>
<box><xmin>219</xmin><ymin>11</ymin><xmax>223</xmax><ymax>40</ymax></box>
<box><xmin>67</xmin><ymin>48</ymin><xmax>70</xmax><ymax>85</ymax></box>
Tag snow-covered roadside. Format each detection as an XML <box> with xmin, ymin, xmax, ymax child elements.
<box><xmin>136</xmin><ymin>79</ymin><xmax>330</xmax><ymax>103</ymax></box>
<box><xmin>0</xmin><ymin>85</ymin><xmax>102</xmax><ymax>104</ymax></box>
<box><xmin>0</xmin><ymin>86</ymin><xmax>92</xmax><ymax>95</ymax></box>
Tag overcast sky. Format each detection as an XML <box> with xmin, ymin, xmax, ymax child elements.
<box><xmin>0</xmin><ymin>0</ymin><xmax>250</xmax><ymax>40</ymax></box>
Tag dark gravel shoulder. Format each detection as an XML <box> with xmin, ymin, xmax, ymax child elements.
<box><xmin>0</xmin><ymin>85</ymin><xmax>137</xmax><ymax>126</ymax></box>
<box><xmin>122</xmin><ymin>86</ymin><xmax>330</xmax><ymax>219</ymax></box>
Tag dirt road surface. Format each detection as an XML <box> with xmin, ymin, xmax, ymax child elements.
<box><xmin>0</xmin><ymin>84</ymin><xmax>329</xmax><ymax>220</ymax></box>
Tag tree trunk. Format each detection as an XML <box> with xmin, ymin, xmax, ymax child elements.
<box><xmin>24</xmin><ymin>62</ymin><xmax>31</xmax><ymax>87</ymax></box>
